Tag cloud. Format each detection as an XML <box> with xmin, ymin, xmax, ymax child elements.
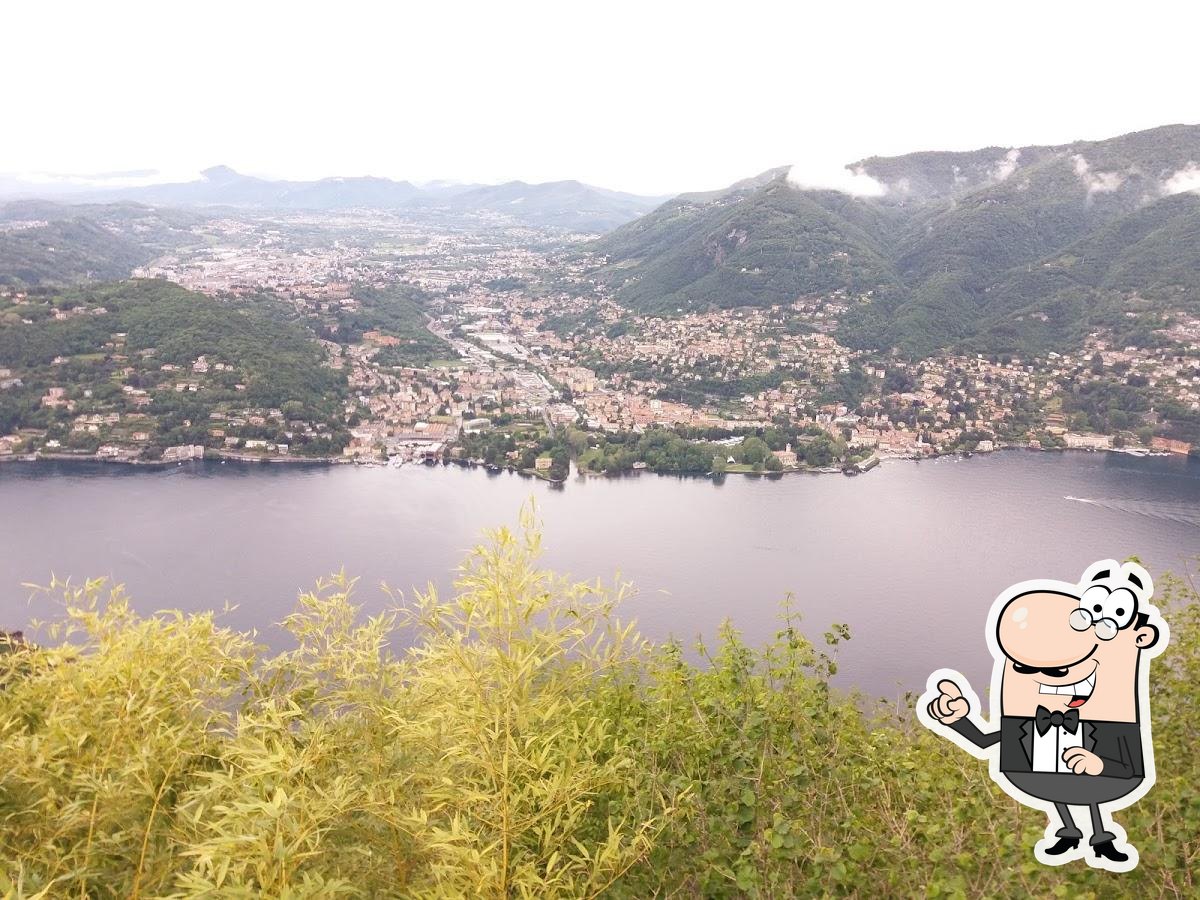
<box><xmin>990</xmin><ymin>148</ymin><xmax>1021</xmax><ymax>182</ymax></box>
<box><xmin>1161</xmin><ymin>163</ymin><xmax>1200</xmax><ymax>195</ymax></box>
<box><xmin>1071</xmin><ymin>154</ymin><xmax>1124</xmax><ymax>195</ymax></box>
<box><xmin>786</xmin><ymin>163</ymin><xmax>888</xmax><ymax>197</ymax></box>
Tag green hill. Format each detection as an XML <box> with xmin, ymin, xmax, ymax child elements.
<box><xmin>965</xmin><ymin>192</ymin><xmax>1200</xmax><ymax>352</ymax></box>
<box><xmin>0</xmin><ymin>279</ymin><xmax>347</xmax><ymax>440</ymax></box>
<box><xmin>595</xmin><ymin>172</ymin><xmax>904</xmax><ymax>314</ymax></box>
<box><xmin>0</xmin><ymin>219</ymin><xmax>155</xmax><ymax>287</ymax></box>
<box><xmin>0</xmin><ymin>202</ymin><xmax>203</xmax><ymax>288</ymax></box>
<box><xmin>595</xmin><ymin>124</ymin><xmax>1200</xmax><ymax>356</ymax></box>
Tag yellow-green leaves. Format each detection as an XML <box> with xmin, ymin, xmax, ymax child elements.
<box><xmin>1</xmin><ymin>534</ymin><xmax>1198</xmax><ymax>898</ymax></box>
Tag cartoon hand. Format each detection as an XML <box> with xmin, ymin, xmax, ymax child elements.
<box><xmin>1063</xmin><ymin>747</ymin><xmax>1104</xmax><ymax>775</ymax></box>
<box><xmin>927</xmin><ymin>679</ymin><xmax>969</xmax><ymax>725</ymax></box>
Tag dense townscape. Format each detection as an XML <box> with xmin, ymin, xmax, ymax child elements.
<box><xmin>2</xmin><ymin>202</ymin><xmax>1198</xmax><ymax>482</ymax></box>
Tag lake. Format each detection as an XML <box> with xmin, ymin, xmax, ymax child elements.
<box><xmin>2</xmin><ymin>451</ymin><xmax>1197</xmax><ymax>701</ymax></box>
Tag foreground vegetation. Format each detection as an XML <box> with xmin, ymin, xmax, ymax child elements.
<box><xmin>1</xmin><ymin>515</ymin><xmax>1197</xmax><ymax>897</ymax></box>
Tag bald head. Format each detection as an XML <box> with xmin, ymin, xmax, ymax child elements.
<box><xmin>997</xmin><ymin>591</ymin><xmax>1098</xmax><ymax>670</ymax></box>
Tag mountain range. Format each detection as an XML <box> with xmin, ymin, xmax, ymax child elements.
<box><xmin>0</xmin><ymin>166</ymin><xmax>666</xmax><ymax>233</ymax></box>
<box><xmin>6</xmin><ymin>126</ymin><xmax>1200</xmax><ymax>358</ymax></box>
<box><xmin>594</xmin><ymin>124</ymin><xmax>1200</xmax><ymax>355</ymax></box>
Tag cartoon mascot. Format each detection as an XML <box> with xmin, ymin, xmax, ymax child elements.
<box><xmin>919</xmin><ymin>560</ymin><xmax>1168</xmax><ymax>872</ymax></box>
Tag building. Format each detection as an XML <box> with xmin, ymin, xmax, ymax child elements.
<box><xmin>772</xmin><ymin>444</ymin><xmax>798</xmax><ymax>468</ymax></box>
<box><xmin>161</xmin><ymin>444</ymin><xmax>205</xmax><ymax>462</ymax></box>
<box><xmin>1064</xmin><ymin>432</ymin><xmax>1113</xmax><ymax>451</ymax></box>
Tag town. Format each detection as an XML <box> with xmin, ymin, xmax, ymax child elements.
<box><xmin>2</xmin><ymin>209</ymin><xmax>1198</xmax><ymax>477</ymax></box>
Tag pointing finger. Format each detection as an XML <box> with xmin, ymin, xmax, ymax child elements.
<box><xmin>937</xmin><ymin>680</ymin><xmax>963</xmax><ymax>700</ymax></box>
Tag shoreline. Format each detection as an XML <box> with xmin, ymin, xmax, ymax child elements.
<box><xmin>0</xmin><ymin>443</ymin><xmax>1181</xmax><ymax>476</ymax></box>
<box><xmin>0</xmin><ymin>450</ymin><xmax>342</xmax><ymax>468</ymax></box>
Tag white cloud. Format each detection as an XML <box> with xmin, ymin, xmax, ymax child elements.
<box><xmin>1071</xmin><ymin>154</ymin><xmax>1125</xmax><ymax>195</ymax></box>
<box><xmin>990</xmin><ymin>148</ymin><xmax>1021</xmax><ymax>181</ymax></box>
<box><xmin>1161</xmin><ymin>163</ymin><xmax>1200</xmax><ymax>195</ymax></box>
<box><xmin>786</xmin><ymin>163</ymin><xmax>888</xmax><ymax>197</ymax></box>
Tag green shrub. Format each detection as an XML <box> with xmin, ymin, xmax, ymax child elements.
<box><xmin>1</xmin><ymin>513</ymin><xmax>1197</xmax><ymax>897</ymax></box>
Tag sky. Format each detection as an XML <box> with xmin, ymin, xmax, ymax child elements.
<box><xmin>4</xmin><ymin>0</ymin><xmax>1200</xmax><ymax>197</ymax></box>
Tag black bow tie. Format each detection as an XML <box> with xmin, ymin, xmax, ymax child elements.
<box><xmin>1035</xmin><ymin>706</ymin><xmax>1080</xmax><ymax>736</ymax></box>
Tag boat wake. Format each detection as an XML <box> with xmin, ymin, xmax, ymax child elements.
<box><xmin>1064</xmin><ymin>495</ymin><xmax>1200</xmax><ymax>528</ymax></box>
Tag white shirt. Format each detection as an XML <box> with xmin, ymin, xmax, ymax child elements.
<box><xmin>1032</xmin><ymin>721</ymin><xmax>1083</xmax><ymax>773</ymax></box>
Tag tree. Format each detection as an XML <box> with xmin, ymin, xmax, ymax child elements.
<box><xmin>566</xmin><ymin>428</ymin><xmax>589</xmax><ymax>455</ymax></box>
<box><xmin>741</xmin><ymin>436</ymin><xmax>769</xmax><ymax>466</ymax></box>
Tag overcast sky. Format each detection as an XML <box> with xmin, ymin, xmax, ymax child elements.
<box><xmin>4</xmin><ymin>1</ymin><xmax>1200</xmax><ymax>196</ymax></box>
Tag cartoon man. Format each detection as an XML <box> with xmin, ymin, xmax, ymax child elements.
<box><xmin>918</xmin><ymin>560</ymin><xmax>1168</xmax><ymax>872</ymax></box>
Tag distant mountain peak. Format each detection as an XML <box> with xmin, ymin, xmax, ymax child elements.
<box><xmin>200</xmin><ymin>165</ymin><xmax>243</xmax><ymax>184</ymax></box>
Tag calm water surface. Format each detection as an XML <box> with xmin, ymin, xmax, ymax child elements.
<box><xmin>2</xmin><ymin>452</ymin><xmax>1197</xmax><ymax>700</ymax></box>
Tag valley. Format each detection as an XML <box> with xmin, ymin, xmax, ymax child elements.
<box><xmin>3</xmin><ymin>125</ymin><xmax>1200</xmax><ymax>476</ymax></box>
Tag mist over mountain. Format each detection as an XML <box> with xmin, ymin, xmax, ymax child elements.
<box><xmin>0</xmin><ymin>166</ymin><xmax>666</xmax><ymax>233</ymax></box>
<box><xmin>594</xmin><ymin>124</ymin><xmax>1200</xmax><ymax>355</ymax></box>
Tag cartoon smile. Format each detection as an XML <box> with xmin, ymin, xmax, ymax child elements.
<box><xmin>1037</xmin><ymin>666</ymin><xmax>1097</xmax><ymax>708</ymax></box>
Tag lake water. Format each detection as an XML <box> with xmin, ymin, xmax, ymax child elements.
<box><xmin>2</xmin><ymin>452</ymin><xmax>1197</xmax><ymax>701</ymax></box>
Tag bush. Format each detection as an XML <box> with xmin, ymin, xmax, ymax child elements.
<box><xmin>1</xmin><ymin>514</ymin><xmax>1198</xmax><ymax>897</ymax></box>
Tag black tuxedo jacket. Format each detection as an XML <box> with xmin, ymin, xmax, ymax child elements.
<box><xmin>950</xmin><ymin>715</ymin><xmax>1144</xmax><ymax>778</ymax></box>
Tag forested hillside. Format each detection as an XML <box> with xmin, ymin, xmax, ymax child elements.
<box><xmin>595</xmin><ymin>177</ymin><xmax>904</xmax><ymax>314</ymax></box>
<box><xmin>326</xmin><ymin>282</ymin><xmax>450</xmax><ymax>366</ymax></box>
<box><xmin>1</xmin><ymin>517</ymin><xmax>1196</xmax><ymax>896</ymax></box>
<box><xmin>0</xmin><ymin>279</ymin><xmax>348</xmax><ymax>453</ymax></box>
<box><xmin>0</xmin><ymin>201</ymin><xmax>203</xmax><ymax>288</ymax></box>
<box><xmin>594</xmin><ymin>124</ymin><xmax>1200</xmax><ymax>356</ymax></box>
<box><xmin>0</xmin><ymin>220</ymin><xmax>154</xmax><ymax>287</ymax></box>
